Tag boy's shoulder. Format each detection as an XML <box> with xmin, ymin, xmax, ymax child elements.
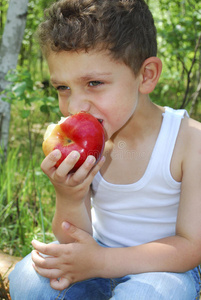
<box><xmin>182</xmin><ymin>115</ymin><xmax>201</xmax><ymax>140</ymax></box>
<box><xmin>180</xmin><ymin>115</ymin><xmax>201</xmax><ymax>157</ymax></box>
<box><xmin>171</xmin><ymin>114</ymin><xmax>201</xmax><ymax>182</ymax></box>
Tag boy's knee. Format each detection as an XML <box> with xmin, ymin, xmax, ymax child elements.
<box><xmin>112</xmin><ymin>272</ymin><xmax>197</xmax><ymax>300</ymax></box>
<box><xmin>9</xmin><ymin>254</ymin><xmax>41</xmax><ymax>299</ymax></box>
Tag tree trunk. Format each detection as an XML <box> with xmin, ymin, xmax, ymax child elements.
<box><xmin>0</xmin><ymin>0</ymin><xmax>29</xmax><ymax>159</ymax></box>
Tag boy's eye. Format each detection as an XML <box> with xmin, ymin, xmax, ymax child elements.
<box><xmin>56</xmin><ymin>86</ymin><xmax>70</xmax><ymax>91</ymax></box>
<box><xmin>89</xmin><ymin>81</ymin><xmax>103</xmax><ymax>87</ymax></box>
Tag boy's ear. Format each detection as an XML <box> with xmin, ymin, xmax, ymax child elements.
<box><xmin>139</xmin><ymin>57</ymin><xmax>162</xmax><ymax>94</ymax></box>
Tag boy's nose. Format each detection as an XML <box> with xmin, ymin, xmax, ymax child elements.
<box><xmin>67</xmin><ymin>94</ymin><xmax>91</xmax><ymax>115</ymax></box>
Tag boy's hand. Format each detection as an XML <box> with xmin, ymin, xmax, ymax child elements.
<box><xmin>31</xmin><ymin>222</ymin><xmax>104</xmax><ymax>290</ymax></box>
<box><xmin>41</xmin><ymin>149</ymin><xmax>105</xmax><ymax>202</ymax></box>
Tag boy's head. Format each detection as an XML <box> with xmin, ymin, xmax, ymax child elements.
<box><xmin>37</xmin><ymin>0</ymin><xmax>157</xmax><ymax>75</ymax></box>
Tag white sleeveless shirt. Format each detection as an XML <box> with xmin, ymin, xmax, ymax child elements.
<box><xmin>91</xmin><ymin>107</ymin><xmax>188</xmax><ymax>247</ymax></box>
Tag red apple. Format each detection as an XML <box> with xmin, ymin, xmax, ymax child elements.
<box><xmin>42</xmin><ymin>112</ymin><xmax>105</xmax><ymax>172</ymax></box>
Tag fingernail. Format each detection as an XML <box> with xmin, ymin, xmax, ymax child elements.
<box><xmin>70</xmin><ymin>151</ymin><xmax>80</xmax><ymax>160</ymax></box>
<box><xmin>53</xmin><ymin>149</ymin><xmax>61</xmax><ymax>160</ymax></box>
<box><xmin>86</xmin><ymin>156</ymin><xmax>96</xmax><ymax>165</ymax></box>
<box><xmin>62</xmin><ymin>222</ymin><xmax>70</xmax><ymax>230</ymax></box>
<box><xmin>100</xmin><ymin>156</ymin><xmax>105</xmax><ymax>163</ymax></box>
<box><xmin>32</xmin><ymin>239</ymin><xmax>40</xmax><ymax>246</ymax></box>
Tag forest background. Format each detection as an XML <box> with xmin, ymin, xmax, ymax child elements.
<box><xmin>0</xmin><ymin>0</ymin><xmax>201</xmax><ymax>259</ymax></box>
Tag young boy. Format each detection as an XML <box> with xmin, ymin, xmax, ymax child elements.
<box><xmin>9</xmin><ymin>0</ymin><xmax>201</xmax><ymax>299</ymax></box>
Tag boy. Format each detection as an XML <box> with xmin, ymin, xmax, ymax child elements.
<box><xmin>9</xmin><ymin>0</ymin><xmax>201</xmax><ymax>299</ymax></box>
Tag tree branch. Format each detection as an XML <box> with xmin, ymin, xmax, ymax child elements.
<box><xmin>189</xmin><ymin>79</ymin><xmax>201</xmax><ymax>116</ymax></box>
<box><xmin>180</xmin><ymin>33</ymin><xmax>201</xmax><ymax>108</ymax></box>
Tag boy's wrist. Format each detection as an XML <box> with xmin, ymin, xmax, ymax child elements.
<box><xmin>91</xmin><ymin>246</ymin><xmax>116</xmax><ymax>278</ymax></box>
<box><xmin>55</xmin><ymin>189</ymin><xmax>89</xmax><ymax>206</ymax></box>
<box><xmin>96</xmin><ymin>247</ymin><xmax>130</xmax><ymax>279</ymax></box>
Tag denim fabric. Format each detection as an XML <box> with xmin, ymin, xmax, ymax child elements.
<box><xmin>9</xmin><ymin>241</ymin><xmax>201</xmax><ymax>300</ymax></box>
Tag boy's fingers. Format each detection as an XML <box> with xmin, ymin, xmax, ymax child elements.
<box><xmin>62</xmin><ymin>222</ymin><xmax>92</xmax><ymax>243</ymax></box>
<box><xmin>41</xmin><ymin>149</ymin><xmax>61</xmax><ymax>171</ymax></box>
<box><xmin>31</xmin><ymin>240</ymin><xmax>63</xmax><ymax>257</ymax></box>
<box><xmin>32</xmin><ymin>262</ymin><xmax>61</xmax><ymax>279</ymax></box>
<box><xmin>92</xmin><ymin>155</ymin><xmax>105</xmax><ymax>174</ymax></box>
<box><xmin>86</xmin><ymin>156</ymin><xmax>105</xmax><ymax>182</ymax></box>
<box><xmin>54</xmin><ymin>151</ymin><xmax>80</xmax><ymax>179</ymax></box>
<box><xmin>69</xmin><ymin>155</ymin><xmax>105</xmax><ymax>186</ymax></box>
<box><xmin>68</xmin><ymin>155</ymin><xmax>96</xmax><ymax>185</ymax></box>
<box><xmin>31</xmin><ymin>250</ymin><xmax>58</xmax><ymax>269</ymax></box>
<box><xmin>50</xmin><ymin>277</ymin><xmax>70</xmax><ymax>290</ymax></box>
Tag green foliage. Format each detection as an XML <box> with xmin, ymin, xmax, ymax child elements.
<box><xmin>18</xmin><ymin>0</ymin><xmax>55</xmax><ymax>76</ymax></box>
<box><xmin>151</xmin><ymin>0</ymin><xmax>201</xmax><ymax>114</ymax></box>
<box><xmin>0</xmin><ymin>66</ymin><xmax>60</xmax><ymax>256</ymax></box>
<box><xmin>2</xmin><ymin>67</ymin><xmax>60</xmax><ymax>119</ymax></box>
<box><xmin>0</xmin><ymin>0</ymin><xmax>9</xmax><ymax>42</ymax></box>
<box><xmin>0</xmin><ymin>146</ymin><xmax>55</xmax><ymax>257</ymax></box>
<box><xmin>0</xmin><ymin>65</ymin><xmax>61</xmax><ymax>257</ymax></box>
<box><xmin>0</xmin><ymin>69</ymin><xmax>60</xmax><ymax>257</ymax></box>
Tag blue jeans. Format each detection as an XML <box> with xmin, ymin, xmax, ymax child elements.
<box><xmin>9</xmin><ymin>240</ymin><xmax>201</xmax><ymax>300</ymax></box>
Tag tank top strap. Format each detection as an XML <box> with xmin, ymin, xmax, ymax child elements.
<box><xmin>160</xmin><ymin>107</ymin><xmax>189</xmax><ymax>184</ymax></box>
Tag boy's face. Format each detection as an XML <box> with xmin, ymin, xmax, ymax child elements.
<box><xmin>47</xmin><ymin>49</ymin><xmax>141</xmax><ymax>140</ymax></box>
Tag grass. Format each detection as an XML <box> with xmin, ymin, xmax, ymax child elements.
<box><xmin>0</xmin><ymin>146</ymin><xmax>55</xmax><ymax>256</ymax></box>
<box><xmin>0</xmin><ymin>100</ymin><xmax>58</xmax><ymax>257</ymax></box>
<box><xmin>0</xmin><ymin>274</ymin><xmax>11</xmax><ymax>300</ymax></box>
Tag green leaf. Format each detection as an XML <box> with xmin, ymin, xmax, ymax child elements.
<box><xmin>47</xmin><ymin>96</ymin><xmax>56</xmax><ymax>102</ymax></box>
<box><xmin>40</xmin><ymin>105</ymin><xmax>50</xmax><ymax>113</ymax></box>
<box><xmin>50</xmin><ymin>106</ymin><xmax>60</xmax><ymax>114</ymax></box>
<box><xmin>20</xmin><ymin>110</ymin><xmax>30</xmax><ymax>119</ymax></box>
<box><xmin>12</xmin><ymin>82</ymin><xmax>27</xmax><ymax>97</ymax></box>
<box><xmin>5</xmin><ymin>71</ymin><xmax>18</xmax><ymax>83</ymax></box>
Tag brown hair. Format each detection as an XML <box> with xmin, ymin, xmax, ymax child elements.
<box><xmin>37</xmin><ymin>0</ymin><xmax>157</xmax><ymax>75</ymax></box>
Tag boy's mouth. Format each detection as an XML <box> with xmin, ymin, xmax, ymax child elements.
<box><xmin>97</xmin><ymin>118</ymin><xmax>108</xmax><ymax>141</ymax></box>
<box><xmin>97</xmin><ymin>119</ymin><xmax>103</xmax><ymax>124</ymax></box>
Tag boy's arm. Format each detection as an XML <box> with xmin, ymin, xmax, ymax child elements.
<box><xmin>52</xmin><ymin>190</ymin><xmax>92</xmax><ymax>244</ymax></box>
<box><xmin>61</xmin><ymin>150</ymin><xmax>201</xmax><ymax>280</ymax></box>
<box><xmin>98</xmin><ymin>118</ymin><xmax>201</xmax><ymax>277</ymax></box>
<box><xmin>41</xmin><ymin>149</ymin><xmax>105</xmax><ymax>244</ymax></box>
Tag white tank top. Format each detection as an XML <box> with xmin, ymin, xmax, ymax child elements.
<box><xmin>91</xmin><ymin>107</ymin><xmax>188</xmax><ymax>247</ymax></box>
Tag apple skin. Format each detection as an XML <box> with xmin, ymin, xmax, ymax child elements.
<box><xmin>42</xmin><ymin>112</ymin><xmax>105</xmax><ymax>172</ymax></box>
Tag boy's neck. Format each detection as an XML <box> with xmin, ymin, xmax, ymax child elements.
<box><xmin>111</xmin><ymin>96</ymin><xmax>164</xmax><ymax>144</ymax></box>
